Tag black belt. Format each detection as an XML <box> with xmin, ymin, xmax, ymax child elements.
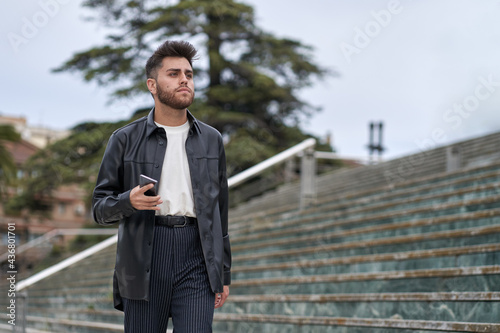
<box><xmin>155</xmin><ymin>215</ymin><xmax>197</xmax><ymax>228</ymax></box>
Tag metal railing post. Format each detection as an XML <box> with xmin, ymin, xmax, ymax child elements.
<box><xmin>12</xmin><ymin>292</ymin><xmax>27</xmax><ymax>333</ymax></box>
<box><xmin>446</xmin><ymin>145</ymin><xmax>462</xmax><ymax>172</ymax></box>
<box><xmin>21</xmin><ymin>292</ymin><xmax>27</xmax><ymax>333</ymax></box>
<box><xmin>284</xmin><ymin>158</ymin><xmax>296</xmax><ymax>184</ymax></box>
<box><xmin>300</xmin><ymin>147</ymin><xmax>317</xmax><ymax>209</ymax></box>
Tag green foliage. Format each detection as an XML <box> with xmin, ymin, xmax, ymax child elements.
<box><xmin>8</xmin><ymin>120</ymin><xmax>127</xmax><ymax>215</ymax></box>
<box><xmin>4</xmin><ymin>192</ymin><xmax>51</xmax><ymax>217</ymax></box>
<box><xmin>0</xmin><ymin>125</ymin><xmax>21</xmax><ymax>196</ymax></box>
<box><xmin>224</xmin><ymin>127</ymin><xmax>277</xmax><ymax>175</ymax></box>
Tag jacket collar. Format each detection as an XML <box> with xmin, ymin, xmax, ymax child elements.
<box><xmin>146</xmin><ymin>107</ymin><xmax>202</xmax><ymax>137</ymax></box>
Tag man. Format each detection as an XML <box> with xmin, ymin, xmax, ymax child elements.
<box><xmin>92</xmin><ymin>40</ymin><xmax>231</xmax><ymax>333</ymax></box>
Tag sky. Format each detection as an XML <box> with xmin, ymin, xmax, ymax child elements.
<box><xmin>1</xmin><ymin>0</ymin><xmax>500</xmax><ymax>161</ymax></box>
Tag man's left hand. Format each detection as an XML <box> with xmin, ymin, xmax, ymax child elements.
<box><xmin>215</xmin><ymin>286</ymin><xmax>229</xmax><ymax>309</ymax></box>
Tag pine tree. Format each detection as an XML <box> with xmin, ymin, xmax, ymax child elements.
<box><xmin>54</xmin><ymin>0</ymin><xmax>332</xmax><ymax>173</ymax></box>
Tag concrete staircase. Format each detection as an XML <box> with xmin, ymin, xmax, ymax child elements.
<box><xmin>214</xmin><ymin>160</ymin><xmax>500</xmax><ymax>332</ymax></box>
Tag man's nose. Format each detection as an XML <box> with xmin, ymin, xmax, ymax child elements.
<box><xmin>179</xmin><ymin>73</ymin><xmax>188</xmax><ymax>83</ymax></box>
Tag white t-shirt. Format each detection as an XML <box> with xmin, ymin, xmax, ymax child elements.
<box><xmin>154</xmin><ymin>120</ymin><xmax>196</xmax><ymax>217</ymax></box>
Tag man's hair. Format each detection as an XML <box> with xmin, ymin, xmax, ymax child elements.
<box><xmin>145</xmin><ymin>40</ymin><xmax>198</xmax><ymax>79</ymax></box>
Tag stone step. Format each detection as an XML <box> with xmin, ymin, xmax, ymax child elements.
<box><xmin>228</xmin><ymin>291</ymin><xmax>500</xmax><ymax>302</ymax></box>
<box><xmin>0</xmin><ymin>323</ymin><xmax>50</xmax><ymax>333</ymax></box>
<box><xmin>27</xmin><ymin>316</ymin><xmax>123</xmax><ymax>333</ymax></box>
<box><xmin>27</xmin><ymin>295</ymin><xmax>111</xmax><ymax>309</ymax></box>
<box><xmin>27</xmin><ymin>307</ymin><xmax>122</xmax><ymax>326</ymax></box>
<box><xmin>229</xmin><ymin>265</ymin><xmax>500</xmax><ymax>295</ymax></box>
<box><xmin>27</xmin><ymin>284</ymin><xmax>112</xmax><ymax>299</ymax></box>
<box><xmin>233</xmin><ymin>243</ymin><xmax>500</xmax><ymax>275</ymax></box>
<box><xmin>213</xmin><ymin>313</ymin><xmax>500</xmax><ymax>333</ymax></box>
<box><xmin>233</xmin><ymin>244</ymin><xmax>500</xmax><ymax>280</ymax></box>
<box><xmin>221</xmin><ymin>293</ymin><xmax>500</xmax><ymax>323</ymax></box>
<box><xmin>25</xmin><ymin>315</ymin><xmax>174</xmax><ymax>333</ymax></box>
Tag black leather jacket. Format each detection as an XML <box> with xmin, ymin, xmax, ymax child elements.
<box><xmin>92</xmin><ymin>108</ymin><xmax>231</xmax><ymax>311</ymax></box>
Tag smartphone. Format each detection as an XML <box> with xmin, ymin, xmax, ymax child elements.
<box><xmin>139</xmin><ymin>174</ymin><xmax>158</xmax><ymax>196</ymax></box>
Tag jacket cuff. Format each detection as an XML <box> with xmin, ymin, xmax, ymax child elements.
<box><xmin>118</xmin><ymin>189</ymin><xmax>136</xmax><ymax>216</ymax></box>
<box><xmin>224</xmin><ymin>271</ymin><xmax>231</xmax><ymax>285</ymax></box>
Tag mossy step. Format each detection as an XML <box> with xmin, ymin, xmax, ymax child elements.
<box><xmin>229</xmin><ymin>266</ymin><xmax>500</xmax><ymax>295</ymax></box>
<box><xmin>213</xmin><ymin>312</ymin><xmax>500</xmax><ymax>333</ymax></box>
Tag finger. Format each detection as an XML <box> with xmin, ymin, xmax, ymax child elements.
<box><xmin>216</xmin><ymin>291</ymin><xmax>228</xmax><ymax>308</ymax></box>
<box><xmin>216</xmin><ymin>298</ymin><xmax>226</xmax><ymax>308</ymax></box>
<box><xmin>220</xmin><ymin>293</ymin><xmax>228</xmax><ymax>305</ymax></box>
<box><xmin>143</xmin><ymin>197</ymin><xmax>163</xmax><ymax>207</ymax></box>
<box><xmin>133</xmin><ymin>196</ymin><xmax>162</xmax><ymax>210</ymax></box>
<box><xmin>139</xmin><ymin>183</ymin><xmax>155</xmax><ymax>193</ymax></box>
<box><xmin>141</xmin><ymin>195</ymin><xmax>162</xmax><ymax>203</ymax></box>
<box><xmin>220</xmin><ymin>287</ymin><xmax>229</xmax><ymax>307</ymax></box>
<box><xmin>142</xmin><ymin>204</ymin><xmax>161</xmax><ymax>211</ymax></box>
<box><xmin>214</xmin><ymin>293</ymin><xmax>222</xmax><ymax>308</ymax></box>
<box><xmin>137</xmin><ymin>204</ymin><xmax>161</xmax><ymax>211</ymax></box>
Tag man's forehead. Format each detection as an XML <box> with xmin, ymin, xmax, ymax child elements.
<box><xmin>160</xmin><ymin>57</ymin><xmax>192</xmax><ymax>70</ymax></box>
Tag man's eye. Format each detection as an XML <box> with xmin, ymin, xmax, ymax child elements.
<box><xmin>169</xmin><ymin>73</ymin><xmax>177</xmax><ymax>76</ymax></box>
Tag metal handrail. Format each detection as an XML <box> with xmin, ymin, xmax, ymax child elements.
<box><xmin>16</xmin><ymin>138</ymin><xmax>317</xmax><ymax>291</ymax></box>
<box><xmin>228</xmin><ymin>138</ymin><xmax>316</xmax><ymax>187</ymax></box>
<box><xmin>0</xmin><ymin>228</ymin><xmax>117</xmax><ymax>263</ymax></box>
<box><xmin>16</xmin><ymin>235</ymin><xmax>118</xmax><ymax>291</ymax></box>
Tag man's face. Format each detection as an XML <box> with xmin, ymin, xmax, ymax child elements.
<box><xmin>152</xmin><ymin>57</ymin><xmax>195</xmax><ymax>110</ymax></box>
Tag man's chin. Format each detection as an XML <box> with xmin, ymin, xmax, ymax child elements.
<box><xmin>159</xmin><ymin>98</ymin><xmax>193</xmax><ymax>110</ymax></box>
<box><xmin>175</xmin><ymin>100</ymin><xmax>194</xmax><ymax>110</ymax></box>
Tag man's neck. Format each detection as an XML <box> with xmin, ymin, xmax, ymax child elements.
<box><xmin>154</xmin><ymin>103</ymin><xmax>188</xmax><ymax>127</ymax></box>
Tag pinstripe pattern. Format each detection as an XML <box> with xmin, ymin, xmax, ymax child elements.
<box><xmin>123</xmin><ymin>224</ymin><xmax>215</xmax><ymax>333</ymax></box>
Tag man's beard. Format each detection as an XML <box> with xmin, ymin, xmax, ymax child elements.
<box><xmin>157</xmin><ymin>84</ymin><xmax>194</xmax><ymax>110</ymax></box>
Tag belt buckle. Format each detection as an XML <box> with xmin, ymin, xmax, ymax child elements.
<box><xmin>174</xmin><ymin>216</ymin><xmax>188</xmax><ymax>228</ymax></box>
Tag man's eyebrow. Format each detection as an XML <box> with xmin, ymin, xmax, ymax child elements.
<box><xmin>166</xmin><ymin>68</ymin><xmax>193</xmax><ymax>73</ymax></box>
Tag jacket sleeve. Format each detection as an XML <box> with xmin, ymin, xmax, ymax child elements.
<box><xmin>92</xmin><ymin>132</ymin><xmax>136</xmax><ymax>225</ymax></box>
<box><xmin>218</xmin><ymin>134</ymin><xmax>231</xmax><ymax>285</ymax></box>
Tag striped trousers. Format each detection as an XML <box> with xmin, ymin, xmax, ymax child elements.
<box><xmin>123</xmin><ymin>223</ymin><xmax>215</xmax><ymax>333</ymax></box>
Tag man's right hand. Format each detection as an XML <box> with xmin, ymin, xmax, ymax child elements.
<box><xmin>130</xmin><ymin>184</ymin><xmax>162</xmax><ymax>210</ymax></box>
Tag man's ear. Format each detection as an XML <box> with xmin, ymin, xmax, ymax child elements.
<box><xmin>147</xmin><ymin>78</ymin><xmax>157</xmax><ymax>95</ymax></box>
